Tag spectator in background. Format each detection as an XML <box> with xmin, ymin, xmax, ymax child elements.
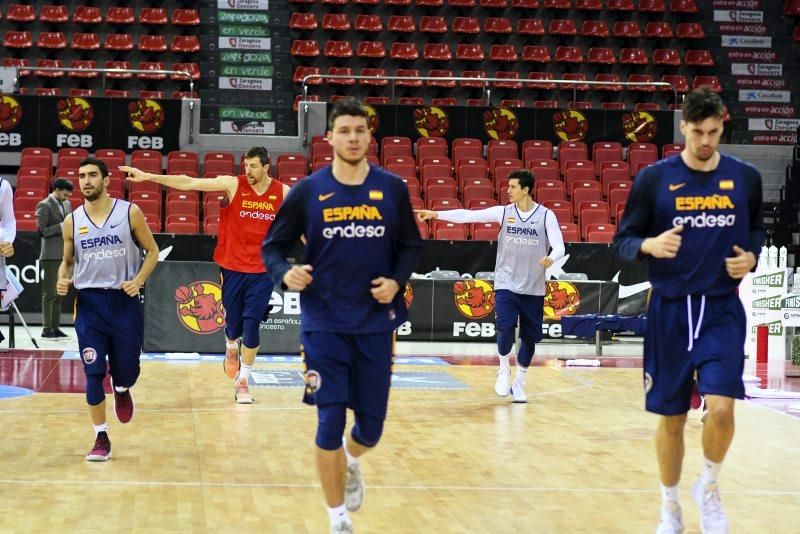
<box><xmin>36</xmin><ymin>178</ymin><xmax>73</xmax><ymax>339</ymax></box>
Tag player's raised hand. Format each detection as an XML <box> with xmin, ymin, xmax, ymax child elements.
<box><xmin>371</xmin><ymin>277</ymin><xmax>400</xmax><ymax>304</ymax></box>
<box><xmin>642</xmin><ymin>225</ymin><xmax>683</xmax><ymax>258</ymax></box>
<box><xmin>283</xmin><ymin>264</ymin><xmax>314</xmax><ymax>291</ymax></box>
<box><xmin>725</xmin><ymin>245</ymin><xmax>756</xmax><ymax>279</ymax></box>
<box><xmin>414</xmin><ymin>209</ymin><xmax>437</xmax><ymax>221</ymax></box>
<box><xmin>119</xmin><ymin>166</ymin><xmax>150</xmax><ymax>183</ymax></box>
<box><xmin>56</xmin><ymin>277</ymin><xmax>72</xmax><ymax>296</ymax></box>
<box><xmin>121</xmin><ymin>279</ymin><xmax>143</xmax><ymax>297</ymax></box>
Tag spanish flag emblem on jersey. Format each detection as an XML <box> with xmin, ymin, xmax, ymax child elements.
<box><xmin>507</xmin><ymin>217</ymin><xmax>516</xmax><ymax>224</ymax></box>
<box><xmin>78</xmin><ymin>226</ymin><xmax>89</xmax><ymax>235</ymax></box>
<box><xmin>369</xmin><ymin>190</ymin><xmax>383</xmax><ymax>200</ymax></box>
<box><xmin>268</xmin><ymin>195</ymin><xmax>277</xmax><ymax>200</ymax></box>
<box><xmin>719</xmin><ymin>180</ymin><xmax>734</xmax><ymax>190</ymax></box>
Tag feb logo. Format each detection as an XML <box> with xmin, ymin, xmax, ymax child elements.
<box><xmin>129</xmin><ymin>99</ymin><xmax>165</xmax><ymax>134</ymax></box>
<box><xmin>403</xmin><ymin>282</ymin><xmax>414</xmax><ymax>309</ymax></box>
<box><xmin>543</xmin><ymin>281</ymin><xmax>581</xmax><ymax>319</ymax></box>
<box><xmin>0</xmin><ymin>95</ymin><xmax>22</xmax><ymax>131</ymax></box>
<box><xmin>483</xmin><ymin>107</ymin><xmax>518</xmax><ymax>140</ymax></box>
<box><xmin>622</xmin><ymin>111</ymin><xmax>658</xmax><ymax>143</ymax></box>
<box><xmin>453</xmin><ymin>279</ymin><xmax>495</xmax><ymax>319</ymax></box>
<box><xmin>175</xmin><ymin>282</ymin><xmax>226</xmax><ymax>334</ymax></box>
<box><xmin>413</xmin><ymin>106</ymin><xmax>449</xmax><ymax>137</ymax></box>
<box><xmin>57</xmin><ymin>97</ymin><xmax>93</xmax><ymax>132</ymax></box>
<box><xmin>553</xmin><ymin>109</ymin><xmax>588</xmax><ymax>142</ymax></box>
<box><xmin>363</xmin><ymin>103</ymin><xmax>380</xmax><ymax>134</ymax></box>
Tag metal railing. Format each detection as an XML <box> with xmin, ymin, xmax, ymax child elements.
<box><xmin>300</xmin><ymin>73</ymin><xmax>679</xmax><ymax>146</ymax></box>
<box><xmin>9</xmin><ymin>66</ymin><xmax>196</xmax><ymax>95</ymax></box>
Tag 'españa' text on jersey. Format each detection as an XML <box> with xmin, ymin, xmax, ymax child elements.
<box><xmin>261</xmin><ymin>165</ymin><xmax>422</xmax><ymax>333</ymax></box>
<box><xmin>614</xmin><ymin>154</ymin><xmax>765</xmax><ymax>298</ymax></box>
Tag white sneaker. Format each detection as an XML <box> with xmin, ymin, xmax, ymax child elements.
<box><xmin>494</xmin><ymin>367</ymin><xmax>511</xmax><ymax>397</ymax></box>
<box><xmin>330</xmin><ymin>519</ymin><xmax>354</xmax><ymax>533</ymax></box>
<box><xmin>344</xmin><ymin>462</ymin><xmax>364</xmax><ymax>512</ymax></box>
<box><xmin>693</xmin><ymin>479</ymin><xmax>728</xmax><ymax>533</ymax></box>
<box><xmin>656</xmin><ymin>500</ymin><xmax>684</xmax><ymax>534</ymax></box>
<box><xmin>510</xmin><ymin>378</ymin><xmax>527</xmax><ymax>403</ymax></box>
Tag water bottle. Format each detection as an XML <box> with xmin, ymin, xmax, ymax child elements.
<box><xmin>769</xmin><ymin>245</ymin><xmax>778</xmax><ymax>270</ymax></box>
<box><xmin>758</xmin><ymin>246</ymin><xmax>768</xmax><ymax>270</ymax></box>
<box><xmin>779</xmin><ymin>246</ymin><xmax>788</xmax><ymax>268</ymax></box>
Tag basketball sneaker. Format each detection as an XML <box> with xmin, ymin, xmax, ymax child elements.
<box><xmin>655</xmin><ymin>500</ymin><xmax>684</xmax><ymax>533</ymax></box>
<box><xmin>224</xmin><ymin>338</ymin><xmax>242</xmax><ymax>379</ymax></box>
<box><xmin>344</xmin><ymin>462</ymin><xmax>364</xmax><ymax>512</ymax></box>
<box><xmin>494</xmin><ymin>367</ymin><xmax>511</xmax><ymax>397</ymax></box>
<box><xmin>510</xmin><ymin>377</ymin><xmax>527</xmax><ymax>403</ymax></box>
<box><xmin>330</xmin><ymin>519</ymin><xmax>354</xmax><ymax>533</ymax></box>
<box><xmin>692</xmin><ymin>479</ymin><xmax>728</xmax><ymax>533</ymax></box>
<box><xmin>234</xmin><ymin>377</ymin><xmax>253</xmax><ymax>404</ymax></box>
<box><xmin>85</xmin><ymin>431</ymin><xmax>111</xmax><ymax>462</ymax></box>
<box><xmin>111</xmin><ymin>378</ymin><xmax>134</xmax><ymax>424</ymax></box>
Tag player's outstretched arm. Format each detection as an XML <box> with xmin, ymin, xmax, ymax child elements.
<box><xmin>120</xmin><ymin>165</ymin><xmax>238</xmax><ymax>199</ymax></box>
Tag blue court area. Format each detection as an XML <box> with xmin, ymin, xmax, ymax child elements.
<box><xmin>0</xmin><ymin>385</ymin><xmax>34</xmax><ymax>400</ymax></box>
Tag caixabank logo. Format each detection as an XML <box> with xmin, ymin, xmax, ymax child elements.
<box><xmin>175</xmin><ymin>282</ymin><xmax>225</xmax><ymax>334</ymax></box>
<box><xmin>453</xmin><ymin>279</ymin><xmax>495</xmax><ymax>319</ymax></box>
<box><xmin>57</xmin><ymin>97</ymin><xmax>93</xmax><ymax>132</ymax></box>
<box><xmin>414</xmin><ymin>106</ymin><xmax>449</xmax><ymax>137</ymax></box>
<box><xmin>543</xmin><ymin>281</ymin><xmax>581</xmax><ymax>319</ymax></box>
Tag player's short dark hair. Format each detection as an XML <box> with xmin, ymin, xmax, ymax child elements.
<box><xmin>327</xmin><ymin>98</ymin><xmax>369</xmax><ymax>131</ymax></box>
<box><xmin>508</xmin><ymin>168</ymin><xmax>534</xmax><ymax>195</ymax></box>
<box><xmin>52</xmin><ymin>178</ymin><xmax>73</xmax><ymax>192</ymax></box>
<box><xmin>78</xmin><ymin>156</ymin><xmax>109</xmax><ymax>178</ymax></box>
<box><xmin>244</xmin><ymin>146</ymin><xmax>269</xmax><ymax>166</ymax></box>
<box><xmin>682</xmin><ymin>87</ymin><xmax>725</xmax><ymax>124</ymax></box>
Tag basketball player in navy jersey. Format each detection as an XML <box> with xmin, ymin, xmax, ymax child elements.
<box><xmin>57</xmin><ymin>157</ymin><xmax>159</xmax><ymax>461</ymax></box>
<box><xmin>416</xmin><ymin>168</ymin><xmax>565</xmax><ymax>403</ymax></box>
<box><xmin>614</xmin><ymin>88</ymin><xmax>765</xmax><ymax>534</ymax></box>
<box><xmin>262</xmin><ymin>99</ymin><xmax>422</xmax><ymax>533</ymax></box>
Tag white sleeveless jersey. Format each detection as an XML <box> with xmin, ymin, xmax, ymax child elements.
<box><xmin>72</xmin><ymin>200</ymin><xmax>143</xmax><ymax>289</ymax></box>
<box><xmin>494</xmin><ymin>204</ymin><xmax>553</xmax><ymax>296</ymax></box>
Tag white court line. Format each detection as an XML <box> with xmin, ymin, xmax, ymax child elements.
<box><xmin>0</xmin><ymin>478</ymin><xmax>798</xmax><ymax>496</ymax></box>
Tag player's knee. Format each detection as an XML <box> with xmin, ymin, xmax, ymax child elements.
<box><xmin>705</xmin><ymin>401</ymin><xmax>734</xmax><ymax>427</ymax></box>
<box><xmin>85</xmin><ymin>374</ymin><xmax>105</xmax><ymax>406</ymax></box>
<box><xmin>241</xmin><ymin>318</ymin><xmax>260</xmax><ymax>349</ymax></box>
<box><xmin>659</xmin><ymin>414</ymin><xmax>687</xmax><ymax>436</ymax></box>
<box><xmin>351</xmin><ymin>413</ymin><xmax>384</xmax><ymax>448</ymax></box>
<box><xmin>316</xmin><ymin>404</ymin><xmax>347</xmax><ymax>450</ymax></box>
<box><xmin>497</xmin><ymin>328</ymin><xmax>515</xmax><ymax>356</ymax></box>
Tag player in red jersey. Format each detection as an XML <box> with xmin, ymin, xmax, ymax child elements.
<box><xmin>122</xmin><ymin>146</ymin><xmax>290</xmax><ymax>403</ymax></box>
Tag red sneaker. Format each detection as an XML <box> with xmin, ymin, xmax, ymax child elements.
<box><xmin>112</xmin><ymin>379</ymin><xmax>135</xmax><ymax>424</ymax></box>
<box><xmin>690</xmin><ymin>380</ymin><xmax>702</xmax><ymax>410</ymax></box>
<box><xmin>85</xmin><ymin>431</ymin><xmax>111</xmax><ymax>461</ymax></box>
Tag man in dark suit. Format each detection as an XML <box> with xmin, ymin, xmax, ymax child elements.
<box><xmin>36</xmin><ymin>178</ymin><xmax>73</xmax><ymax>339</ymax></box>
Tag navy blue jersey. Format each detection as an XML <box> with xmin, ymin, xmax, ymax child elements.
<box><xmin>262</xmin><ymin>165</ymin><xmax>422</xmax><ymax>333</ymax></box>
<box><xmin>614</xmin><ymin>153</ymin><xmax>764</xmax><ymax>298</ymax></box>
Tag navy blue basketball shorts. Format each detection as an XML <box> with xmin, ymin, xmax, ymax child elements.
<box><xmin>75</xmin><ymin>288</ymin><xmax>144</xmax><ymax>388</ymax></box>
<box><xmin>495</xmin><ymin>289</ymin><xmax>544</xmax><ymax>347</ymax></box>
<box><xmin>644</xmin><ymin>291</ymin><xmax>746</xmax><ymax>415</ymax></box>
<box><xmin>300</xmin><ymin>331</ymin><xmax>394</xmax><ymax>421</ymax></box>
<box><xmin>220</xmin><ymin>267</ymin><xmax>274</xmax><ymax>337</ymax></box>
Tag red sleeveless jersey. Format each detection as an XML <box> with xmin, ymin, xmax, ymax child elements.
<box><xmin>214</xmin><ymin>176</ymin><xmax>283</xmax><ymax>273</ymax></box>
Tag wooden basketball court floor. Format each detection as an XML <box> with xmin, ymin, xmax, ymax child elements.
<box><xmin>1</xmin><ymin>332</ymin><xmax>799</xmax><ymax>533</ymax></box>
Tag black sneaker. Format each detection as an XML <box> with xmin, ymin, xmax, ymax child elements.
<box><xmin>53</xmin><ymin>328</ymin><xmax>71</xmax><ymax>339</ymax></box>
<box><xmin>41</xmin><ymin>329</ymin><xmax>56</xmax><ymax>338</ymax></box>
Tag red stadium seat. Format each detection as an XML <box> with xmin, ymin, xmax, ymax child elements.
<box><xmin>355</xmin><ymin>14</ymin><xmax>383</xmax><ymax>32</ymax></box>
<box><xmin>171</xmin><ymin>36</ymin><xmax>201</xmax><ymax>54</ymax></box>
<box><xmin>68</xmin><ymin>60</ymin><xmax>97</xmax><ymax>79</ymax></box>
<box><xmin>40</xmin><ymin>5</ymin><xmax>69</xmax><ymax>23</ymax></box>
<box><xmin>73</xmin><ymin>5</ymin><xmax>102</xmax><ymax>24</ymax></box>
<box><xmin>106</xmin><ymin>7</ymin><xmax>135</xmax><ymax>25</ymax></box>
<box><xmin>104</xmin><ymin>34</ymin><xmax>134</xmax><ymax>51</ymax></box>
<box><xmin>138</xmin><ymin>34</ymin><xmax>167</xmax><ymax>52</ymax></box>
<box><xmin>140</xmin><ymin>8</ymin><xmax>168</xmax><ymax>25</ymax></box>
<box><xmin>8</xmin><ymin>4</ymin><xmax>36</xmax><ymax>22</ymax></box>
<box><xmin>37</xmin><ymin>32</ymin><xmax>67</xmax><ymax>50</ymax></box>
<box><xmin>3</xmin><ymin>31</ymin><xmax>33</xmax><ymax>49</ymax></box>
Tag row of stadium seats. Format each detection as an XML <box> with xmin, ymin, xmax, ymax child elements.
<box><xmin>291</xmin><ymin>16</ymin><xmax>706</xmax><ymax>39</ymax></box>
<box><xmin>10</xmin><ymin>59</ymin><xmax>200</xmax><ymax>79</ymax></box>
<box><xmin>288</xmin><ymin>0</ymin><xmax>697</xmax><ymax>11</ymax></box>
<box><xmin>2</xmin><ymin>32</ymin><xmax>200</xmax><ymax>52</ymax></box>
<box><xmin>0</xmin><ymin>6</ymin><xmax>199</xmax><ymax>25</ymax></box>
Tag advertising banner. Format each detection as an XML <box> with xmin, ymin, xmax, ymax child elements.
<box><xmin>747</xmin><ymin>118</ymin><xmax>800</xmax><ymax>132</ymax></box>
<box><xmin>218</xmin><ymin>37</ymin><xmax>271</xmax><ymax>50</ymax></box>
<box><xmin>217</xmin><ymin>10</ymin><xmax>270</xmax><ymax>23</ymax></box>
<box><xmin>731</xmin><ymin>63</ymin><xmax>782</xmax><ymax>76</ymax></box>
<box><xmin>742</xmin><ymin>104</ymin><xmax>796</xmax><ymax>117</ymax></box>
<box><xmin>713</xmin><ymin>10</ymin><xmax>764</xmax><ymax>22</ymax></box>
<box><xmin>721</xmin><ymin>35</ymin><xmax>772</xmax><ymax>48</ymax></box>
<box><xmin>726</xmin><ymin>50</ymin><xmax>776</xmax><ymax>62</ymax></box>
<box><xmin>740</xmin><ymin>269</ymin><xmax>792</xmax><ymax>359</ymax></box>
<box><xmin>143</xmin><ymin>261</ymin><xmax>301</xmax><ymax>354</ymax></box>
<box><xmin>218</xmin><ymin>0</ymin><xmax>269</xmax><ymax>9</ymax></box>
<box><xmin>738</xmin><ymin>90</ymin><xmax>791</xmax><ymax>103</ymax></box>
<box><xmin>364</xmin><ymin>106</ymin><xmax>675</xmax><ymax>149</ymax></box>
